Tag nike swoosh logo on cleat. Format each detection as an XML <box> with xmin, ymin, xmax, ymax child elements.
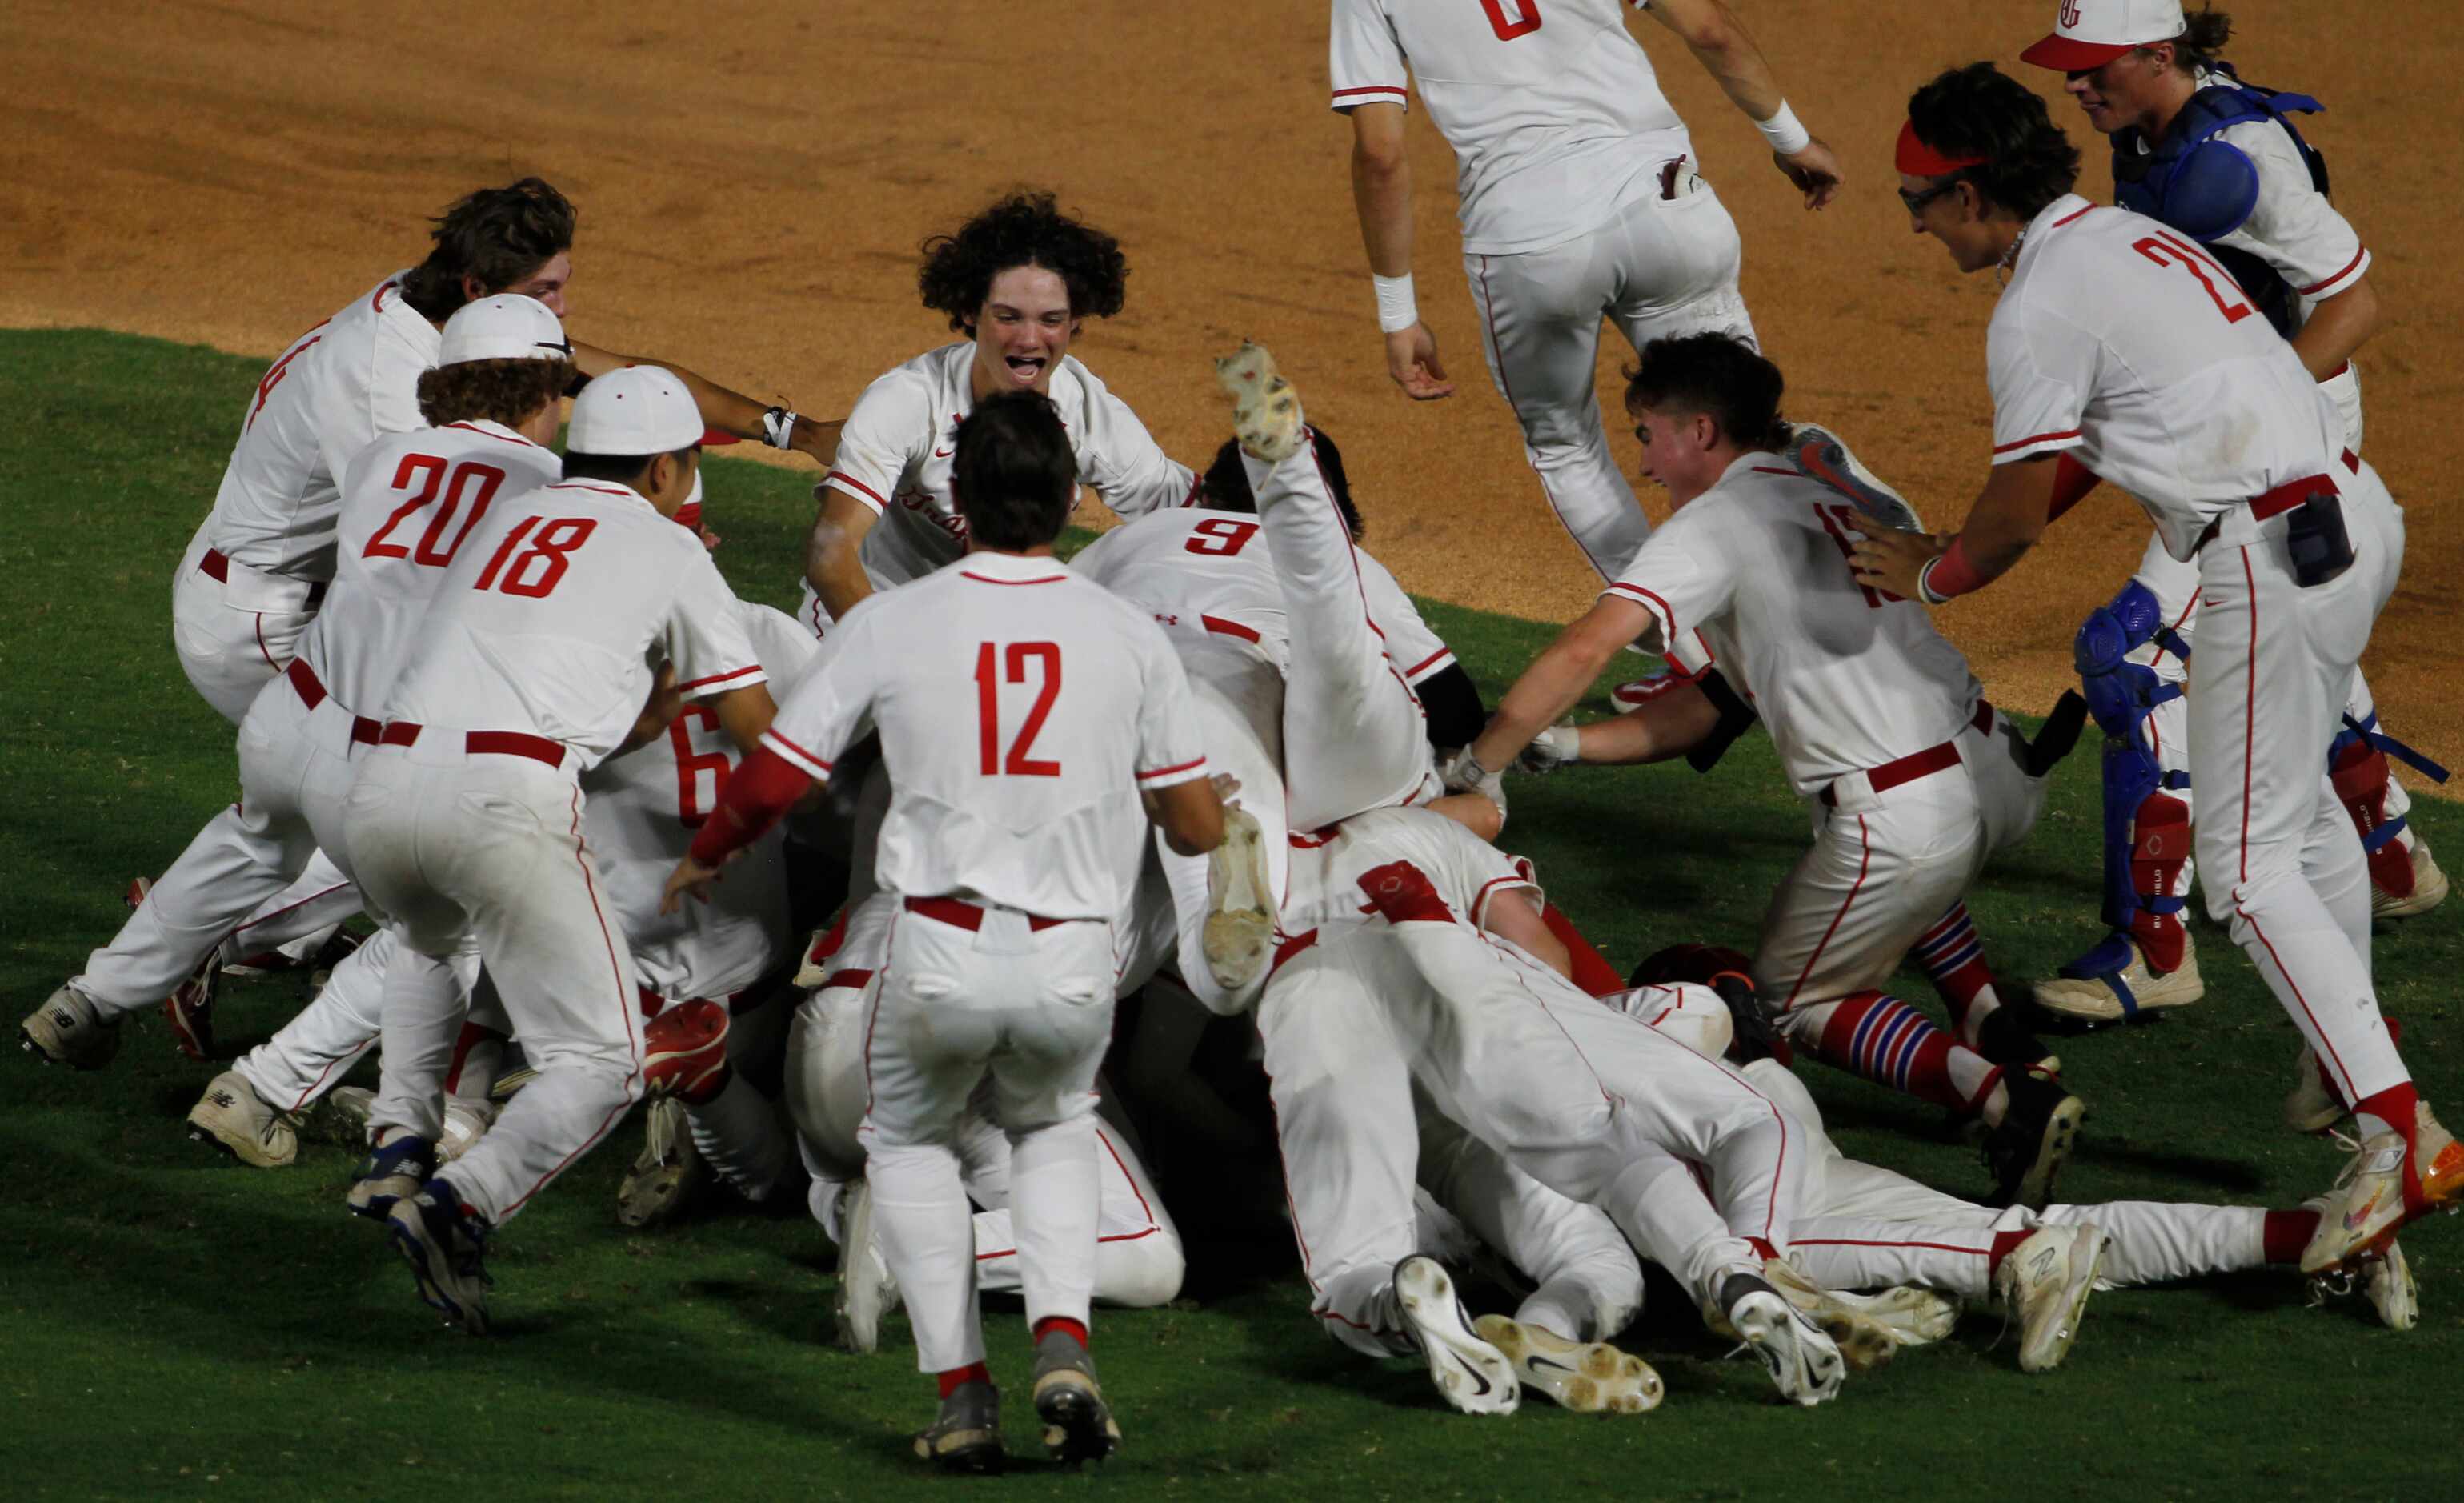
<box><xmin>1526</xmin><ymin>1354</ymin><xmax>1574</xmax><ymax>1374</ymax></box>
<box><xmin>1450</xmin><ymin>1352</ymin><xmax>1493</xmax><ymax>1397</ymax></box>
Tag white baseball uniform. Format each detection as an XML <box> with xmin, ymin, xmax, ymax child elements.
<box><xmin>1260</xmin><ymin>806</ymin><xmax>1805</xmax><ymax>1349</ymax></box>
<box><xmin>1990</xmin><ymin>193</ymin><xmax>2406</xmax><ymax>1110</ymax></box>
<box><xmin>754</xmin><ymin>548</ymin><xmax>1208</xmax><ymax>1375</ymax></box>
<box><xmin>1602</xmin><ymin>456</ymin><xmax>2045</xmax><ymax>1092</ymax></box>
<box><xmin>795</xmin><ymin>342</ymin><xmax>1197</xmax><ymax>635</ymax></box>
<box><xmin>344</xmin><ymin>474</ymin><xmax>767</xmax><ymax>1228</ymax></box>
<box><xmin>2101</xmin><ymin>81</ymin><xmax>2410</xmax><ymax>915</ymax></box>
<box><xmin>1330</xmin><ymin>0</ymin><xmax>1755</xmax><ymax>578</ymax></box>
<box><xmin>1071</xmin><ymin>480</ymin><xmax>1454</xmax><ymax>1011</ymax></box>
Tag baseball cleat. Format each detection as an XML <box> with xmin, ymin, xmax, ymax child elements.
<box><xmin>487</xmin><ymin>1064</ymin><xmax>539</xmax><ymax>1104</ymax></box>
<box><xmin>1968</xmin><ymin>1004</ymin><xmax>2060</xmax><ymax>1076</ymax></box>
<box><xmin>162</xmin><ymin>952</ymin><xmax>220</xmax><ymax>1062</ymax></box>
<box><xmin>186</xmin><ymin>1069</ymin><xmax>298</xmax><ymax>1168</ymax></box>
<box><xmin>1749</xmin><ymin>1259</ymin><xmax>1908</xmax><ymax>1370</ymax></box>
<box><xmin>2301</xmin><ymin>1104</ymin><xmax>2464</xmax><ymax>1275</ymax></box>
<box><xmin>1785</xmin><ymin>421</ymin><xmax>1924</xmax><ymax>532</ymax></box>
<box><xmin>1993</xmin><ymin>1223</ymin><xmax>2104</xmax><ymax>1373</ymax></box>
<box><xmin>834</xmin><ymin>1179</ymin><xmax>902</xmax><ymax>1354</ymax></box>
<box><xmin>20</xmin><ymin>984</ymin><xmax>122</xmax><ymax>1071</ymax></box>
<box><xmin>2286</xmin><ymin>1021</ymin><xmax>2398</xmax><ymax>1136</ymax></box>
<box><xmin>387</xmin><ymin>1178</ymin><xmax>493</xmax><ymax>1334</ymax></box>
<box><xmin>1200</xmin><ymin>806</ymin><xmax>1275</xmax><ymax>993</ymax></box>
<box><xmin>792</xmin><ymin>927</ymin><xmax>835</xmax><ymax>990</ymax></box>
<box><xmin>617</xmin><ymin>1096</ymin><xmax>703</xmax><ymax>1228</ymax></box>
<box><xmin>2031</xmin><ymin>934</ymin><xmax>2202</xmax><ymax>1023</ymax></box>
<box><xmin>2372</xmin><ymin>838</ymin><xmax>2449</xmax><ymax>921</ymax></box>
<box><xmin>1032</xmin><ymin>1330</ymin><xmax>1123</xmax><ymax>1466</ymax></box>
<box><xmin>1213</xmin><ymin>342</ymin><xmax>1306</xmax><ymax>464</ymax></box>
<box><xmin>2366</xmin><ymin>1241</ymin><xmax>2419</xmax><ymax>1331</ymax></box>
<box><xmin>915</xmin><ymin>1379</ymin><xmax>1004</xmax><ymax>1474</ymax></box>
<box><xmin>347</xmin><ymin>1133</ymin><xmax>438</xmax><ymax>1220</ymax></box>
<box><xmin>642</xmin><ymin>998</ymin><xmax>731</xmax><ymax>1105</ymax></box>
<box><xmin>1393</xmin><ymin>1255</ymin><xmax>1519</xmax><ymax>1415</ymax></box>
<box><xmin>1983</xmin><ymin>1066</ymin><xmax>2085</xmax><ymax>1212</ymax></box>
<box><xmin>1719</xmin><ymin>1273</ymin><xmax>1845</xmax><ymax>1407</ymax></box>
<box><xmin>1472</xmin><ymin>1315</ymin><xmax>1662</xmax><ymax>1413</ymax></box>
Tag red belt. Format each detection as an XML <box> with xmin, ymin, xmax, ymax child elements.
<box><xmin>377</xmin><ymin>720</ymin><xmax>567</xmax><ymax>768</ymax></box>
<box><xmin>285</xmin><ymin>659</ymin><xmax>383</xmax><ymax>745</ymax></box>
<box><xmin>903</xmin><ymin>896</ymin><xmax>1076</xmax><ymax>932</ymax></box>
<box><xmin>1202</xmin><ymin>615</ymin><xmax>1261</xmax><ymax>644</ymax></box>
<box><xmin>1821</xmin><ymin>700</ymin><xmax>1994</xmax><ymax>809</ymax></box>
<box><xmin>2192</xmin><ymin>451</ymin><xmax>2357</xmax><ymax>552</ymax></box>
<box><xmin>202</xmin><ymin>547</ymin><xmax>329</xmax><ymax>607</ymax></box>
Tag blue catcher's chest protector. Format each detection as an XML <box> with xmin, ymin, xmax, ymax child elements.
<box><xmin>2112</xmin><ymin>66</ymin><xmax>2330</xmax><ymax>339</ymax></box>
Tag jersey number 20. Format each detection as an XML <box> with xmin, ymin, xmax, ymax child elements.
<box><xmin>976</xmin><ymin>641</ymin><xmax>1063</xmax><ymax>777</ymax></box>
<box><xmin>364</xmin><ymin>455</ymin><xmax>507</xmax><ymax>567</ymax></box>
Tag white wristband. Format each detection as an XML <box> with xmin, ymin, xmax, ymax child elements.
<box><xmin>1373</xmin><ymin>273</ymin><xmax>1419</xmax><ymax>335</ymax></box>
<box><xmin>762</xmin><ymin>406</ymin><xmax>798</xmax><ymax>451</ymax></box>
<box><xmin>1917</xmin><ymin>555</ymin><xmax>1949</xmax><ymax>607</ymax></box>
<box><xmin>1754</xmin><ymin>100</ymin><xmax>1811</xmax><ymax>157</ymax></box>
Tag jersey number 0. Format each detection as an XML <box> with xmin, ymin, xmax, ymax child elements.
<box><xmin>975</xmin><ymin>641</ymin><xmax>1063</xmax><ymax>777</ymax></box>
<box><xmin>1480</xmin><ymin>0</ymin><xmax>1542</xmax><ymax>40</ymax></box>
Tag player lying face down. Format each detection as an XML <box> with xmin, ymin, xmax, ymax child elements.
<box><xmin>919</xmin><ymin>191</ymin><xmax>1132</xmax><ymax>400</ymax></box>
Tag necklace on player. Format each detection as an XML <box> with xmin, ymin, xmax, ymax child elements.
<box><xmin>1996</xmin><ymin>225</ymin><xmax>2029</xmax><ymax>286</ymax></box>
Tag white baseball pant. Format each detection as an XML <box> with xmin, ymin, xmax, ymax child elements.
<box><xmin>1464</xmin><ymin>174</ymin><xmax>1757</xmax><ymax>579</ymax></box>
<box><xmin>343</xmin><ymin>742</ymin><xmax>644</xmax><ymax>1226</ymax></box>
<box><xmin>859</xmin><ymin>903</ymin><xmax>1118</xmax><ymax>1373</ymax></box>
<box><xmin>2189</xmin><ymin>461</ymin><xmax>2407</xmax><ymax>1108</ymax></box>
<box><xmin>170</xmin><ymin>523</ymin><xmax>323</xmax><ymax>725</ymax></box>
<box><xmin>1242</xmin><ymin>439</ymin><xmax>1437</xmax><ymax>832</ymax></box>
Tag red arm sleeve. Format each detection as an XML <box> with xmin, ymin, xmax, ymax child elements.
<box><xmin>685</xmin><ymin>746</ymin><xmax>814</xmax><ymax>866</ymax></box>
<box><xmin>2045</xmin><ymin>452</ymin><xmax>2101</xmax><ymax>525</ymax></box>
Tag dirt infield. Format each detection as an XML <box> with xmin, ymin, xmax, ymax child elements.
<box><xmin>6</xmin><ymin>0</ymin><xmax>2454</xmax><ymax>779</ymax></box>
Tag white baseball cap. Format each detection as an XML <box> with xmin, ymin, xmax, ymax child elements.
<box><xmin>438</xmin><ymin>294</ymin><xmax>572</xmax><ymax>366</ymax></box>
<box><xmin>2021</xmin><ymin>0</ymin><xmax>2187</xmax><ymax>71</ymax></box>
<box><xmin>567</xmin><ymin>366</ymin><xmax>704</xmax><ymax>455</ymax></box>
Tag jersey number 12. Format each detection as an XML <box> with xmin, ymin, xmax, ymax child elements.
<box><xmin>976</xmin><ymin>641</ymin><xmax>1063</xmax><ymax>776</ymax></box>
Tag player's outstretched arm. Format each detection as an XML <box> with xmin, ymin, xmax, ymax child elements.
<box><xmin>1348</xmin><ymin>102</ymin><xmax>1454</xmax><ymax>400</ymax></box>
<box><xmin>570</xmin><ymin>339</ymin><xmax>842</xmax><ymax>464</ymax></box>
<box><xmin>1849</xmin><ymin>454</ymin><xmax>2058</xmax><ymax>605</ymax></box>
<box><xmin>1460</xmin><ymin>595</ymin><xmax>1653</xmax><ymax>785</ymax></box>
<box><xmin>1644</xmin><ymin>0</ymin><xmax>1840</xmax><ymax>210</ymax></box>
<box><xmin>1477</xmin><ymin>888</ymin><xmax>1574</xmax><ymax>984</ymax></box>
<box><xmin>1565</xmin><ymin>684</ymin><xmax>1721</xmax><ymax>767</ymax></box>
<box><xmin>804</xmin><ymin>489</ymin><xmax>879</xmax><ymax>619</ymax></box>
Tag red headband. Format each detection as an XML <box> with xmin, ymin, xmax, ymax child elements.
<box><xmin>1896</xmin><ymin>118</ymin><xmax>1988</xmax><ymax>177</ymax></box>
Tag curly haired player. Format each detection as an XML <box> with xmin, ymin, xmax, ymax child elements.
<box><xmin>798</xmin><ymin>191</ymin><xmax>1196</xmax><ymax>635</ymax></box>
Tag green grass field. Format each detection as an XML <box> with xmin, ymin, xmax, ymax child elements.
<box><xmin>3</xmin><ymin>328</ymin><xmax>2458</xmax><ymax>1501</ymax></box>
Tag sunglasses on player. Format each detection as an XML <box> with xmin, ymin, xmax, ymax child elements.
<box><xmin>1898</xmin><ymin>180</ymin><xmax>1963</xmax><ymax>216</ymax></box>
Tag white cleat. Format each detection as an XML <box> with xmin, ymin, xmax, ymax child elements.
<box><xmin>185</xmin><ymin>1070</ymin><xmax>298</xmax><ymax>1168</ymax></box>
<box><xmin>834</xmin><ymin>1179</ymin><xmax>902</xmax><ymax>1354</ymax></box>
<box><xmin>20</xmin><ymin>984</ymin><xmax>122</xmax><ymax>1071</ymax></box>
<box><xmin>1201</xmin><ymin>807</ymin><xmax>1275</xmax><ymax>993</ymax></box>
<box><xmin>2366</xmin><ymin>1242</ymin><xmax>2419</xmax><ymax>1331</ymax></box>
<box><xmin>616</xmin><ymin>1096</ymin><xmax>703</xmax><ymax>1228</ymax></box>
<box><xmin>1785</xmin><ymin>421</ymin><xmax>1925</xmax><ymax>532</ymax></box>
<box><xmin>1754</xmin><ymin>1258</ymin><xmax>1921</xmax><ymax>1367</ymax></box>
<box><xmin>2372</xmin><ymin>839</ymin><xmax>2450</xmax><ymax>921</ymax></box>
<box><xmin>1394</xmin><ymin>1256</ymin><xmax>1518</xmax><ymax>1416</ymax></box>
<box><xmin>2030</xmin><ymin>935</ymin><xmax>2203</xmax><ymax>1023</ymax></box>
<box><xmin>1994</xmin><ymin>1224</ymin><xmax>2105</xmax><ymax>1373</ymax></box>
<box><xmin>1472</xmin><ymin>1315</ymin><xmax>1661</xmax><ymax>1413</ymax></box>
<box><xmin>2302</xmin><ymin>1104</ymin><xmax>2464</xmax><ymax>1275</ymax></box>
<box><xmin>322</xmin><ymin>1088</ymin><xmax>494</xmax><ymax>1163</ymax></box>
<box><xmin>1725</xmin><ymin>1281</ymin><xmax>1845</xmax><ymax>1407</ymax></box>
<box><xmin>2284</xmin><ymin>1043</ymin><xmax>2346</xmax><ymax>1136</ymax></box>
<box><xmin>1213</xmin><ymin>342</ymin><xmax>1306</xmax><ymax>464</ymax></box>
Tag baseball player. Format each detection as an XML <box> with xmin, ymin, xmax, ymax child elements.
<box><xmin>22</xmin><ymin>295</ymin><xmax>574</xmax><ymax>1078</ymax></box>
<box><xmin>339</xmin><ymin>366</ymin><xmax>776</xmax><ymax>1334</ymax></box>
<box><xmin>670</xmin><ymin>390</ymin><xmax>1226</xmax><ymax>1473</ymax></box>
<box><xmin>1855</xmin><ymin>63</ymin><xmax>2459</xmax><ymax>1276</ymax></box>
<box><xmin>1449</xmin><ymin>334</ymin><xmax>2085</xmax><ymax>1207</ymax></box>
<box><xmin>798</xmin><ymin>191</ymin><xmax>1197</xmax><ymax>635</ymax></box>
<box><xmin>1628</xmin><ymin>944</ymin><xmax>2420</xmax><ymax>1365</ymax></box>
<box><xmin>2011</xmin><ymin>0</ymin><xmax>2446</xmax><ymax>1026</ymax></box>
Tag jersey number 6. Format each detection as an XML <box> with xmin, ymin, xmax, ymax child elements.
<box><xmin>1480</xmin><ymin>0</ymin><xmax>1542</xmax><ymax>40</ymax></box>
<box><xmin>976</xmin><ymin>641</ymin><xmax>1063</xmax><ymax>777</ymax></box>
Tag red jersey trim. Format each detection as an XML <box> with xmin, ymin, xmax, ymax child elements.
<box><xmin>1602</xmin><ymin>580</ymin><xmax>1680</xmax><ymax>643</ymax></box>
<box><xmin>2297</xmin><ymin>245</ymin><xmax>2369</xmax><ymax>296</ymax></box>
<box><xmin>1202</xmin><ymin>614</ymin><xmax>1263</xmax><ymax>643</ymax></box>
<box><xmin>1991</xmin><ymin>427</ymin><xmax>2083</xmax><ymax>455</ymax></box>
<box><xmin>1332</xmin><ymin>84</ymin><xmax>1407</xmax><ymax>101</ymax></box>
<box><xmin>1136</xmin><ymin>756</ymin><xmax>1208</xmax><ymax>783</ymax></box>
<box><xmin>2052</xmin><ymin>204</ymin><xmax>2095</xmax><ymax>227</ymax></box>
<box><xmin>759</xmin><ymin>728</ymin><xmax>834</xmax><ymax>780</ymax></box>
<box><xmin>960</xmin><ymin>571</ymin><xmax>1069</xmax><ymax>586</ymax></box>
<box><xmin>1403</xmin><ymin>647</ymin><xmax>1452</xmax><ymax>679</ymax></box>
<box><xmin>676</xmin><ymin>663</ymin><xmax>763</xmax><ymax>694</ymax></box>
<box><xmin>824</xmin><ymin>471</ymin><xmax>889</xmax><ymax>513</ymax></box>
<box><xmin>371</xmin><ymin>278</ymin><xmax>399</xmax><ymax>312</ymax></box>
<box><xmin>444</xmin><ymin>421</ymin><xmax>544</xmax><ymax>450</ymax></box>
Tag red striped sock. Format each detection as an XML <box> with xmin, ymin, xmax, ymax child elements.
<box><xmin>1809</xmin><ymin>991</ymin><xmax>1965</xmax><ymax>1112</ymax></box>
<box><xmin>1986</xmin><ymin>1228</ymin><xmax>2033</xmax><ymax>1273</ymax></box>
<box><xmin>939</xmin><ymin>1361</ymin><xmax>992</xmax><ymax>1398</ymax></box>
<box><xmin>1032</xmin><ymin>1316</ymin><xmax>1089</xmax><ymax>1349</ymax></box>
<box><xmin>1911</xmin><ymin>903</ymin><xmax>2002</xmax><ymax>1032</ymax></box>
<box><xmin>2262</xmin><ymin>1208</ymin><xmax>2321</xmax><ymax>1265</ymax></box>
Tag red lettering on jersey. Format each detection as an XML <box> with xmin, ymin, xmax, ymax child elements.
<box><xmin>1813</xmin><ymin>503</ymin><xmax>1901</xmax><ymax>609</ymax></box>
<box><xmin>488</xmin><ymin>517</ymin><xmax>599</xmax><ymax>599</ymax></box>
<box><xmin>974</xmin><ymin>641</ymin><xmax>1064</xmax><ymax>777</ymax></box>
<box><xmin>366</xmin><ymin>455</ymin><xmax>507</xmax><ymax>567</ymax></box>
<box><xmin>1480</xmin><ymin>0</ymin><xmax>1542</xmax><ymax>40</ymax></box>
<box><xmin>668</xmin><ymin>703</ymin><xmax>734</xmax><ymax>827</ymax></box>
<box><xmin>247</xmin><ymin>327</ymin><xmax>327</xmax><ymax>431</ymax></box>
<box><xmin>1183</xmin><ymin>518</ymin><xmax>1260</xmax><ymax>556</ymax></box>
<box><xmin>2133</xmin><ymin>233</ymin><xmax>2254</xmax><ymax>325</ymax></box>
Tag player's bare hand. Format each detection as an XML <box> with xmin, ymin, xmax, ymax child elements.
<box><xmin>1385</xmin><ymin>323</ymin><xmax>1455</xmax><ymax>400</ymax></box>
<box><xmin>1775</xmin><ymin>139</ymin><xmax>1843</xmax><ymax>211</ymax></box>
<box><xmin>1210</xmin><ymin>772</ymin><xmax>1244</xmax><ymax>809</ymax></box>
<box><xmin>660</xmin><ymin>852</ymin><xmax>731</xmax><ymax>913</ymax></box>
<box><xmin>1849</xmin><ymin>527</ymin><xmax>1948</xmax><ymax>602</ymax></box>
